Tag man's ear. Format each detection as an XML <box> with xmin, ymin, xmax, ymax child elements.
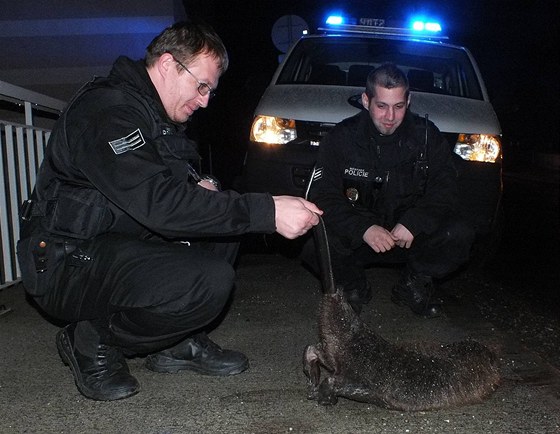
<box><xmin>361</xmin><ymin>92</ymin><xmax>369</xmax><ymax>110</ymax></box>
<box><xmin>158</xmin><ymin>52</ymin><xmax>176</xmax><ymax>77</ymax></box>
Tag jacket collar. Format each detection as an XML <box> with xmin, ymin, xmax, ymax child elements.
<box><xmin>108</xmin><ymin>56</ymin><xmax>185</xmax><ymax>131</ymax></box>
<box><xmin>354</xmin><ymin>109</ymin><xmax>417</xmax><ymax>149</ymax></box>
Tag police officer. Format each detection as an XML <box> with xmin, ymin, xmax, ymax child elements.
<box><xmin>306</xmin><ymin>63</ymin><xmax>474</xmax><ymax>316</ymax></box>
<box><xmin>17</xmin><ymin>20</ymin><xmax>321</xmax><ymax>401</ymax></box>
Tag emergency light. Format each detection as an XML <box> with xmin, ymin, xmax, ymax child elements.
<box><xmin>411</xmin><ymin>19</ymin><xmax>442</xmax><ymax>33</ymax></box>
<box><xmin>325</xmin><ymin>15</ymin><xmax>344</xmax><ymax>25</ymax></box>
<box><xmin>324</xmin><ymin>14</ymin><xmax>443</xmax><ymax>36</ymax></box>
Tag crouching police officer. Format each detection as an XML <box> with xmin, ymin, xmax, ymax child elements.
<box><xmin>304</xmin><ymin>63</ymin><xmax>474</xmax><ymax>316</ymax></box>
<box><xmin>17</xmin><ymin>20</ymin><xmax>321</xmax><ymax>401</ymax></box>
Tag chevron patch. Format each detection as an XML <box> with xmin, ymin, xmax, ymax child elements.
<box><xmin>312</xmin><ymin>167</ymin><xmax>323</xmax><ymax>181</ymax></box>
<box><xmin>109</xmin><ymin>129</ymin><xmax>146</xmax><ymax>155</ymax></box>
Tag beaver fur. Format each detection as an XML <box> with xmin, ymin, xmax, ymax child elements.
<box><xmin>303</xmin><ymin>288</ymin><xmax>500</xmax><ymax>410</ymax></box>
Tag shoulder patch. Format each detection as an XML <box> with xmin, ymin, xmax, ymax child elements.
<box><xmin>311</xmin><ymin>167</ymin><xmax>323</xmax><ymax>181</ymax></box>
<box><xmin>109</xmin><ymin>129</ymin><xmax>146</xmax><ymax>155</ymax></box>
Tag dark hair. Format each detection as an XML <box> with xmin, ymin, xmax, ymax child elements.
<box><xmin>145</xmin><ymin>20</ymin><xmax>228</xmax><ymax>74</ymax></box>
<box><xmin>365</xmin><ymin>63</ymin><xmax>409</xmax><ymax>98</ymax></box>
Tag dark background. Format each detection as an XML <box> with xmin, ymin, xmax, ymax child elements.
<box><xmin>181</xmin><ymin>0</ymin><xmax>559</xmax><ymax>187</ymax></box>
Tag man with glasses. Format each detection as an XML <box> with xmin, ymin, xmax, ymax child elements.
<box><xmin>17</xmin><ymin>20</ymin><xmax>321</xmax><ymax>401</ymax></box>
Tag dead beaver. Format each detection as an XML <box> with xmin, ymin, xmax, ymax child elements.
<box><xmin>303</xmin><ymin>216</ymin><xmax>500</xmax><ymax>410</ymax></box>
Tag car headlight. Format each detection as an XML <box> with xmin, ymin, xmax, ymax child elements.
<box><xmin>250</xmin><ymin>115</ymin><xmax>297</xmax><ymax>145</ymax></box>
<box><xmin>453</xmin><ymin>134</ymin><xmax>501</xmax><ymax>163</ymax></box>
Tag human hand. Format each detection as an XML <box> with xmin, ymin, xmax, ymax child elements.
<box><xmin>273</xmin><ymin>196</ymin><xmax>322</xmax><ymax>239</ymax></box>
<box><xmin>363</xmin><ymin>224</ymin><xmax>398</xmax><ymax>253</ymax></box>
<box><xmin>391</xmin><ymin>223</ymin><xmax>414</xmax><ymax>248</ymax></box>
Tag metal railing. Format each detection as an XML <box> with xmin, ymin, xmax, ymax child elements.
<box><xmin>0</xmin><ymin>80</ymin><xmax>65</xmax><ymax>288</ymax></box>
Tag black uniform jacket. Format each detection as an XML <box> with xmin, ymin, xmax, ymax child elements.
<box><xmin>308</xmin><ymin>109</ymin><xmax>458</xmax><ymax>251</ymax></box>
<box><xmin>25</xmin><ymin>56</ymin><xmax>275</xmax><ymax>242</ymax></box>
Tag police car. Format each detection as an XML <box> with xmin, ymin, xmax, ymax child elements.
<box><xmin>240</xmin><ymin>15</ymin><xmax>503</xmax><ymax>259</ymax></box>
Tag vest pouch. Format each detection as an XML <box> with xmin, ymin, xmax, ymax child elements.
<box><xmin>16</xmin><ymin>235</ymin><xmax>67</xmax><ymax>297</ymax></box>
<box><xmin>44</xmin><ymin>183</ymin><xmax>113</xmax><ymax>239</ymax></box>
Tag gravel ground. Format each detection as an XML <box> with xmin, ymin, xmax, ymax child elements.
<box><xmin>1</xmin><ymin>254</ymin><xmax>559</xmax><ymax>434</ymax></box>
<box><xmin>472</xmin><ymin>168</ymin><xmax>560</xmax><ymax>371</ymax></box>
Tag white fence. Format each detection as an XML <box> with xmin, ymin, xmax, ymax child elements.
<box><xmin>0</xmin><ymin>80</ymin><xmax>65</xmax><ymax>288</ymax></box>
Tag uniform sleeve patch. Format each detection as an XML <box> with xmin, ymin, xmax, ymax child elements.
<box><xmin>312</xmin><ymin>167</ymin><xmax>323</xmax><ymax>181</ymax></box>
<box><xmin>108</xmin><ymin>129</ymin><xmax>146</xmax><ymax>155</ymax></box>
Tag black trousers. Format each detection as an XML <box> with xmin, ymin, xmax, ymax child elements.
<box><xmin>303</xmin><ymin>215</ymin><xmax>475</xmax><ymax>293</ymax></box>
<box><xmin>34</xmin><ymin>233</ymin><xmax>239</xmax><ymax>354</ymax></box>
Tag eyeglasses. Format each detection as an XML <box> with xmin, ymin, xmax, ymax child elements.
<box><xmin>172</xmin><ymin>56</ymin><xmax>216</xmax><ymax>99</ymax></box>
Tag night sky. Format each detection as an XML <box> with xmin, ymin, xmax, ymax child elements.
<box><xmin>182</xmin><ymin>0</ymin><xmax>559</xmax><ymax>184</ymax></box>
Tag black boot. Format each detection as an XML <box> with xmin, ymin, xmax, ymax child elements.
<box><xmin>344</xmin><ymin>282</ymin><xmax>373</xmax><ymax>315</ymax></box>
<box><xmin>56</xmin><ymin>323</ymin><xmax>140</xmax><ymax>401</ymax></box>
<box><xmin>391</xmin><ymin>273</ymin><xmax>443</xmax><ymax>318</ymax></box>
<box><xmin>145</xmin><ymin>332</ymin><xmax>249</xmax><ymax>376</ymax></box>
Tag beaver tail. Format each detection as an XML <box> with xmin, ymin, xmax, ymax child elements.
<box><xmin>313</xmin><ymin>215</ymin><xmax>337</xmax><ymax>294</ymax></box>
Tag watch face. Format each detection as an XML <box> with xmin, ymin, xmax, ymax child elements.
<box><xmin>345</xmin><ymin>187</ymin><xmax>359</xmax><ymax>202</ymax></box>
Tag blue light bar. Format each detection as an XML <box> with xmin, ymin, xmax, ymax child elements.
<box><xmin>411</xmin><ymin>19</ymin><xmax>442</xmax><ymax>33</ymax></box>
<box><xmin>326</xmin><ymin>15</ymin><xmax>344</xmax><ymax>25</ymax></box>
<box><xmin>425</xmin><ymin>22</ymin><xmax>442</xmax><ymax>32</ymax></box>
<box><xmin>319</xmin><ymin>14</ymin><xmax>447</xmax><ymax>40</ymax></box>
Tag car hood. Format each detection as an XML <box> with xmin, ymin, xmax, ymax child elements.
<box><xmin>255</xmin><ymin>85</ymin><xmax>501</xmax><ymax>135</ymax></box>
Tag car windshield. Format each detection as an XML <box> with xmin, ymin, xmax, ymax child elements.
<box><xmin>276</xmin><ymin>36</ymin><xmax>483</xmax><ymax>100</ymax></box>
